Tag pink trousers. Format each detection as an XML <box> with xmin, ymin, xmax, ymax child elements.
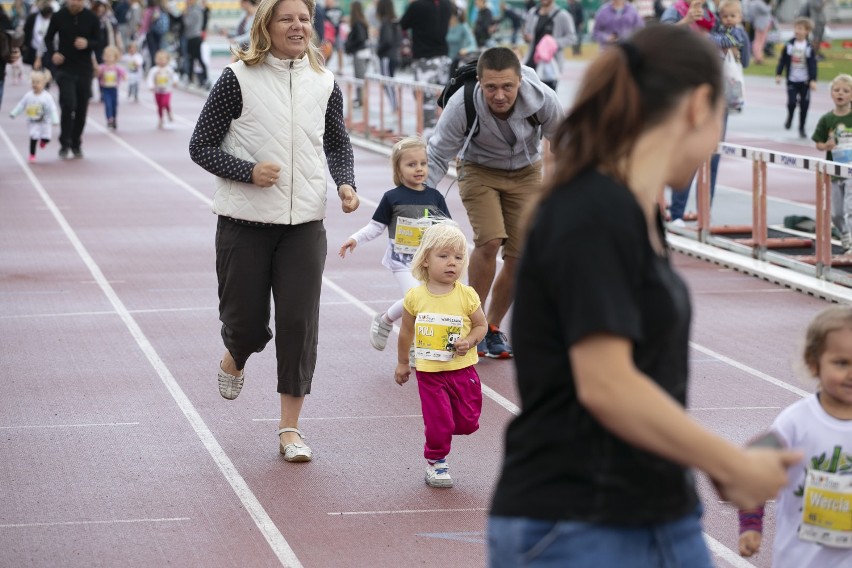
<box><xmin>416</xmin><ymin>366</ymin><xmax>482</xmax><ymax>461</ymax></box>
<box><xmin>154</xmin><ymin>92</ymin><xmax>171</xmax><ymax>117</ymax></box>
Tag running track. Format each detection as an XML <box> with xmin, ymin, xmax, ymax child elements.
<box><xmin>0</xmin><ymin>69</ymin><xmax>834</xmax><ymax>567</ymax></box>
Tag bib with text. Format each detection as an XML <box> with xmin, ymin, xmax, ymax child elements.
<box><xmin>414</xmin><ymin>312</ymin><xmax>462</xmax><ymax>362</ymax></box>
<box><xmin>393</xmin><ymin>216</ymin><xmax>431</xmax><ymax>255</ymax></box>
<box><xmin>799</xmin><ymin>469</ymin><xmax>852</xmax><ymax>548</ymax></box>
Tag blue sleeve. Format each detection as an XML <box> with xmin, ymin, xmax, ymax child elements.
<box><xmin>372</xmin><ymin>192</ymin><xmax>393</xmax><ymax>225</ymax></box>
<box><xmin>437</xmin><ymin>191</ymin><xmax>452</xmax><ymax>218</ymax></box>
<box><xmin>808</xmin><ymin>49</ymin><xmax>818</xmax><ymax>82</ymax></box>
<box><xmin>776</xmin><ymin>43</ymin><xmax>789</xmax><ymax>77</ymax></box>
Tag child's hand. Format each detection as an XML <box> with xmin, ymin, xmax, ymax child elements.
<box><xmin>775</xmin><ymin>75</ymin><xmax>782</xmax><ymax>84</ymax></box>
<box><xmin>394</xmin><ymin>363</ymin><xmax>410</xmax><ymax>385</ymax></box>
<box><xmin>825</xmin><ymin>137</ymin><xmax>837</xmax><ymax>151</ymax></box>
<box><xmin>454</xmin><ymin>338</ymin><xmax>471</xmax><ymax>356</ymax></box>
<box><xmin>339</xmin><ymin>238</ymin><xmax>356</xmax><ymax>258</ymax></box>
<box><xmin>738</xmin><ymin>530</ymin><xmax>762</xmax><ymax>557</ymax></box>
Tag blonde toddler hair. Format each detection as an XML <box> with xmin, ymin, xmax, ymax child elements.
<box><xmin>410</xmin><ymin>221</ymin><xmax>469</xmax><ymax>283</ymax></box>
<box><xmin>831</xmin><ymin>74</ymin><xmax>852</xmax><ymax>90</ymax></box>
<box><xmin>717</xmin><ymin>0</ymin><xmax>742</xmax><ymax>18</ymax></box>
<box><xmin>793</xmin><ymin>16</ymin><xmax>814</xmax><ymax>32</ymax></box>
<box><xmin>803</xmin><ymin>305</ymin><xmax>852</xmax><ymax>374</ymax></box>
<box><xmin>102</xmin><ymin>45</ymin><xmax>121</xmax><ymax>62</ymax></box>
<box><xmin>391</xmin><ymin>136</ymin><xmax>427</xmax><ymax>186</ymax></box>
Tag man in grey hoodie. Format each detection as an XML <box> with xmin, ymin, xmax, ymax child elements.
<box><xmin>426</xmin><ymin>46</ymin><xmax>563</xmax><ymax>360</ymax></box>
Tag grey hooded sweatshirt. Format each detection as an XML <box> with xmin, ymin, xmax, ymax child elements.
<box><xmin>426</xmin><ymin>65</ymin><xmax>564</xmax><ymax>188</ymax></box>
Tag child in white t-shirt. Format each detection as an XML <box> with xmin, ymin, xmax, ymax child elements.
<box><xmin>9</xmin><ymin>70</ymin><xmax>59</xmax><ymax>163</ymax></box>
<box><xmin>122</xmin><ymin>42</ymin><xmax>145</xmax><ymax>102</ymax></box>
<box><xmin>738</xmin><ymin>305</ymin><xmax>852</xmax><ymax>566</ymax></box>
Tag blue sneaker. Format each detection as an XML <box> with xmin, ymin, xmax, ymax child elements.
<box><xmin>477</xmin><ymin>337</ymin><xmax>487</xmax><ymax>357</ymax></box>
<box><xmin>485</xmin><ymin>326</ymin><xmax>512</xmax><ymax>359</ymax></box>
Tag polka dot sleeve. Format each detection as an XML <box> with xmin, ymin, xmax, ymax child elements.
<box><xmin>188</xmin><ymin>67</ymin><xmax>255</xmax><ymax>184</ymax></box>
<box><xmin>324</xmin><ymin>82</ymin><xmax>357</xmax><ymax>191</ymax></box>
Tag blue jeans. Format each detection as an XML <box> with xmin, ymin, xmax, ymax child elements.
<box><xmin>669</xmin><ymin>111</ymin><xmax>728</xmax><ymax>221</ymax></box>
<box><xmin>101</xmin><ymin>86</ymin><xmax>118</xmax><ymax>121</ymax></box>
<box><xmin>487</xmin><ymin>506</ymin><xmax>713</xmax><ymax>568</ymax></box>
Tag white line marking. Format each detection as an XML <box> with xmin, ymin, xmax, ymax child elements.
<box><xmin>688</xmin><ymin>407</ymin><xmax>781</xmax><ymax>411</ymax></box>
<box><xmin>0</xmin><ymin>517</ymin><xmax>191</xmax><ymax>529</ymax></box>
<box><xmin>327</xmin><ymin>508</ymin><xmax>488</xmax><ymax>516</ymax></box>
<box><xmin>704</xmin><ymin>533</ymin><xmax>756</xmax><ymax>568</ymax></box>
<box><xmin>0</xmin><ymin>422</ymin><xmax>140</xmax><ymax>430</ymax></box>
<box><xmin>691</xmin><ymin>289</ymin><xmax>792</xmax><ymax>294</ymax></box>
<box><xmin>689</xmin><ymin>342</ymin><xmax>811</xmax><ymax>398</ymax></box>
<box><xmin>0</xmin><ymin>125</ymin><xmax>302</xmax><ymax>568</ymax></box>
<box><xmin>253</xmin><ymin>415</ymin><xmax>422</xmax><ymax>421</ymax></box>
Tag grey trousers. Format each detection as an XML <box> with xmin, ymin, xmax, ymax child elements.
<box><xmin>215</xmin><ymin>217</ymin><xmax>327</xmax><ymax>396</ymax></box>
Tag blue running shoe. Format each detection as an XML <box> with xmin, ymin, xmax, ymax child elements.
<box><xmin>485</xmin><ymin>326</ymin><xmax>512</xmax><ymax>359</ymax></box>
<box><xmin>477</xmin><ymin>337</ymin><xmax>487</xmax><ymax>357</ymax></box>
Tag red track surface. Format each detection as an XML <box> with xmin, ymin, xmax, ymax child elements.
<box><xmin>0</xmin><ymin>74</ymin><xmax>832</xmax><ymax>568</ymax></box>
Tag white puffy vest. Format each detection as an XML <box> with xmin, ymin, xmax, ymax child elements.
<box><xmin>213</xmin><ymin>55</ymin><xmax>334</xmax><ymax>224</ymax></box>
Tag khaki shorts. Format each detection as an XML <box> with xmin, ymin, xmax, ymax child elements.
<box><xmin>457</xmin><ymin>160</ymin><xmax>543</xmax><ymax>258</ymax></box>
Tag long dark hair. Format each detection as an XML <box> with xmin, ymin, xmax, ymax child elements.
<box><xmin>375</xmin><ymin>0</ymin><xmax>395</xmax><ymax>22</ymax></box>
<box><xmin>548</xmin><ymin>24</ymin><xmax>722</xmax><ymax>192</ymax></box>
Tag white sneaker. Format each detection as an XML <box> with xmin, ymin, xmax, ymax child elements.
<box><xmin>670</xmin><ymin>218</ymin><xmax>686</xmax><ymax>228</ymax></box>
<box><xmin>217</xmin><ymin>364</ymin><xmax>244</xmax><ymax>400</ymax></box>
<box><xmin>842</xmin><ymin>232</ymin><xmax>852</xmax><ymax>252</ymax></box>
<box><xmin>369</xmin><ymin>313</ymin><xmax>393</xmax><ymax>351</ymax></box>
<box><xmin>425</xmin><ymin>458</ymin><xmax>453</xmax><ymax>488</ymax></box>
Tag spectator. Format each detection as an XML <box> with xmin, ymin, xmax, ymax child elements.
<box><xmin>472</xmin><ymin>0</ymin><xmax>495</xmax><ymax>48</ymax></box>
<box><xmin>189</xmin><ymin>0</ymin><xmax>359</xmax><ymax>463</ymax></box>
<box><xmin>497</xmin><ymin>1</ymin><xmax>523</xmax><ymax>46</ymax></box>
<box><xmin>0</xmin><ymin>4</ymin><xmax>22</xmax><ymax>109</ymax></box>
<box><xmin>446</xmin><ymin>7</ymin><xmax>477</xmax><ymax>75</ymax></box>
<box><xmin>226</xmin><ymin>0</ymin><xmax>258</xmax><ymax>53</ymax></box>
<box><xmin>566</xmin><ymin>0</ymin><xmax>584</xmax><ymax>55</ymax></box>
<box><xmin>399</xmin><ymin>0</ymin><xmax>454</xmax><ymax>130</ymax></box>
<box><xmin>344</xmin><ymin>0</ymin><xmax>370</xmax><ymax>107</ymax></box>
<box><xmin>522</xmin><ymin>0</ymin><xmax>576</xmax><ymax>91</ymax></box>
<box><xmin>114</xmin><ymin>0</ymin><xmax>132</xmax><ymax>47</ymax></box>
<box><xmin>426</xmin><ymin>47</ymin><xmax>564</xmax><ymax>360</ymax></box>
<box><xmin>183</xmin><ymin>0</ymin><xmax>208</xmax><ymax>88</ymax></box>
<box><xmin>44</xmin><ymin>0</ymin><xmax>99</xmax><ymax>158</ymax></box>
<box><xmin>375</xmin><ymin>0</ymin><xmax>401</xmax><ymax>110</ymax></box>
<box><xmin>140</xmin><ymin>0</ymin><xmax>169</xmax><ymax>67</ymax></box>
<box><xmin>22</xmin><ymin>0</ymin><xmax>55</xmax><ymax>77</ymax></box>
<box><xmin>749</xmin><ymin>0</ymin><xmax>772</xmax><ymax>64</ymax></box>
<box><xmin>592</xmin><ymin>0</ymin><xmax>644</xmax><ymax>50</ymax></box>
<box><xmin>487</xmin><ymin>25</ymin><xmax>801</xmax><ymax>567</ymax></box>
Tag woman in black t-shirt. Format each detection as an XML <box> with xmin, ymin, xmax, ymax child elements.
<box><xmin>487</xmin><ymin>25</ymin><xmax>802</xmax><ymax>568</ymax></box>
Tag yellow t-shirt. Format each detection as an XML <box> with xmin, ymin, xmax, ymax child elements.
<box><xmin>403</xmin><ymin>282</ymin><xmax>481</xmax><ymax>372</ymax></box>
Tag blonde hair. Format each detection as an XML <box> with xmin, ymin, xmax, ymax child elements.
<box><xmin>793</xmin><ymin>16</ymin><xmax>814</xmax><ymax>32</ymax></box>
<box><xmin>717</xmin><ymin>0</ymin><xmax>741</xmax><ymax>16</ymax></box>
<box><xmin>831</xmin><ymin>74</ymin><xmax>852</xmax><ymax>90</ymax></box>
<box><xmin>102</xmin><ymin>45</ymin><xmax>121</xmax><ymax>62</ymax></box>
<box><xmin>390</xmin><ymin>136</ymin><xmax>427</xmax><ymax>186</ymax></box>
<box><xmin>803</xmin><ymin>306</ymin><xmax>852</xmax><ymax>374</ymax></box>
<box><xmin>410</xmin><ymin>221</ymin><xmax>469</xmax><ymax>283</ymax></box>
<box><xmin>155</xmin><ymin>49</ymin><xmax>171</xmax><ymax>64</ymax></box>
<box><xmin>31</xmin><ymin>69</ymin><xmax>51</xmax><ymax>85</ymax></box>
<box><xmin>235</xmin><ymin>0</ymin><xmax>325</xmax><ymax>72</ymax></box>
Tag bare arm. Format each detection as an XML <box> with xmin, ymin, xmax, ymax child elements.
<box><xmin>570</xmin><ymin>333</ymin><xmax>802</xmax><ymax>510</ymax></box>
<box><xmin>394</xmin><ymin>310</ymin><xmax>416</xmax><ymax>385</ymax></box>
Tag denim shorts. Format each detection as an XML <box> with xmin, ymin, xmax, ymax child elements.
<box><xmin>487</xmin><ymin>506</ymin><xmax>713</xmax><ymax>568</ymax></box>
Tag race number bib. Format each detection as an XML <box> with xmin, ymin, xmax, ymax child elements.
<box><xmin>799</xmin><ymin>469</ymin><xmax>852</xmax><ymax>548</ymax></box>
<box><xmin>102</xmin><ymin>70</ymin><xmax>118</xmax><ymax>87</ymax></box>
<box><xmin>155</xmin><ymin>73</ymin><xmax>169</xmax><ymax>90</ymax></box>
<box><xmin>393</xmin><ymin>216</ymin><xmax>431</xmax><ymax>255</ymax></box>
<box><xmin>414</xmin><ymin>312</ymin><xmax>462</xmax><ymax>362</ymax></box>
<box><xmin>25</xmin><ymin>103</ymin><xmax>44</xmax><ymax>120</ymax></box>
<box><xmin>834</xmin><ymin>125</ymin><xmax>852</xmax><ymax>164</ymax></box>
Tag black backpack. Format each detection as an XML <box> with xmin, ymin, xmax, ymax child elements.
<box><xmin>436</xmin><ymin>59</ymin><xmax>541</xmax><ymax>138</ymax></box>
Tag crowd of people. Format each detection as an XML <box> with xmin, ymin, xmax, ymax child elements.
<box><xmin>3</xmin><ymin>0</ymin><xmax>852</xmax><ymax>566</ymax></box>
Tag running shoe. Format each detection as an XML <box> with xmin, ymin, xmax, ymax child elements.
<box><xmin>425</xmin><ymin>458</ymin><xmax>453</xmax><ymax>488</ymax></box>
<box><xmin>369</xmin><ymin>312</ymin><xmax>393</xmax><ymax>351</ymax></box>
<box><xmin>485</xmin><ymin>325</ymin><xmax>512</xmax><ymax>359</ymax></box>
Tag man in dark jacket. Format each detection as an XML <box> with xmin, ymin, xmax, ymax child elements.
<box><xmin>399</xmin><ymin>0</ymin><xmax>453</xmax><ymax>129</ymax></box>
<box><xmin>45</xmin><ymin>0</ymin><xmax>99</xmax><ymax>158</ymax></box>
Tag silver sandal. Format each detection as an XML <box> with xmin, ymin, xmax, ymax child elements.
<box><xmin>278</xmin><ymin>427</ymin><xmax>312</xmax><ymax>462</ymax></box>
<box><xmin>217</xmin><ymin>364</ymin><xmax>244</xmax><ymax>400</ymax></box>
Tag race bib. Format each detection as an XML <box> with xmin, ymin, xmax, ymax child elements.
<box><xmin>393</xmin><ymin>216</ymin><xmax>432</xmax><ymax>255</ymax></box>
<box><xmin>25</xmin><ymin>103</ymin><xmax>43</xmax><ymax>120</ymax></box>
<box><xmin>155</xmin><ymin>73</ymin><xmax>169</xmax><ymax>89</ymax></box>
<box><xmin>414</xmin><ymin>312</ymin><xmax>462</xmax><ymax>362</ymax></box>
<box><xmin>128</xmin><ymin>61</ymin><xmax>138</xmax><ymax>72</ymax></box>
<box><xmin>799</xmin><ymin>469</ymin><xmax>852</xmax><ymax>548</ymax></box>
<box><xmin>834</xmin><ymin>125</ymin><xmax>852</xmax><ymax>164</ymax></box>
<box><xmin>102</xmin><ymin>70</ymin><xmax>117</xmax><ymax>87</ymax></box>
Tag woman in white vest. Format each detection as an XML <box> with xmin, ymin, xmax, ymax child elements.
<box><xmin>189</xmin><ymin>0</ymin><xmax>359</xmax><ymax>462</ymax></box>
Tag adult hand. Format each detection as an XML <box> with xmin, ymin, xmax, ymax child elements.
<box><xmin>394</xmin><ymin>363</ymin><xmax>410</xmax><ymax>385</ymax></box>
<box><xmin>52</xmin><ymin>52</ymin><xmax>65</xmax><ymax>66</ymax></box>
<box><xmin>713</xmin><ymin>447</ymin><xmax>802</xmax><ymax>510</ymax></box>
<box><xmin>809</xmin><ymin>80</ymin><xmax>817</xmax><ymax>91</ymax></box>
<box><xmin>251</xmin><ymin>161</ymin><xmax>281</xmax><ymax>187</ymax></box>
<box><xmin>34</xmin><ymin>54</ymin><xmax>42</xmax><ymax>70</ymax></box>
<box><xmin>73</xmin><ymin>36</ymin><xmax>88</xmax><ymax>50</ymax></box>
<box><xmin>338</xmin><ymin>184</ymin><xmax>359</xmax><ymax>213</ymax></box>
<box><xmin>339</xmin><ymin>238</ymin><xmax>356</xmax><ymax>258</ymax></box>
<box><xmin>775</xmin><ymin>75</ymin><xmax>782</xmax><ymax>84</ymax></box>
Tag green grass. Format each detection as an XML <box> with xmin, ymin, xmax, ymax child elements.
<box><xmin>743</xmin><ymin>43</ymin><xmax>852</xmax><ymax>81</ymax></box>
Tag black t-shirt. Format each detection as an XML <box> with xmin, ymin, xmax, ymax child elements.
<box><xmin>490</xmin><ymin>169</ymin><xmax>698</xmax><ymax>524</ymax></box>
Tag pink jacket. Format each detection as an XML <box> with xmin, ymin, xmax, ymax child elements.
<box><xmin>534</xmin><ymin>34</ymin><xmax>559</xmax><ymax>64</ymax></box>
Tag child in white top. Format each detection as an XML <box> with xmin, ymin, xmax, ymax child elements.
<box><xmin>738</xmin><ymin>305</ymin><xmax>852</xmax><ymax>566</ymax></box>
<box><xmin>339</xmin><ymin>137</ymin><xmax>452</xmax><ymax>354</ymax></box>
<box><xmin>146</xmin><ymin>49</ymin><xmax>177</xmax><ymax>128</ymax></box>
<box><xmin>9</xmin><ymin>70</ymin><xmax>59</xmax><ymax>163</ymax></box>
<box><xmin>394</xmin><ymin>221</ymin><xmax>487</xmax><ymax>488</ymax></box>
<box><xmin>122</xmin><ymin>42</ymin><xmax>145</xmax><ymax>102</ymax></box>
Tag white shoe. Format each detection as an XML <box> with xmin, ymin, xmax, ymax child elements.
<box><xmin>278</xmin><ymin>428</ymin><xmax>312</xmax><ymax>462</ymax></box>
<box><xmin>369</xmin><ymin>313</ymin><xmax>393</xmax><ymax>351</ymax></box>
<box><xmin>425</xmin><ymin>459</ymin><xmax>453</xmax><ymax>488</ymax></box>
<box><xmin>217</xmin><ymin>364</ymin><xmax>244</xmax><ymax>400</ymax></box>
<box><xmin>670</xmin><ymin>218</ymin><xmax>686</xmax><ymax>228</ymax></box>
<box><xmin>842</xmin><ymin>232</ymin><xmax>852</xmax><ymax>252</ymax></box>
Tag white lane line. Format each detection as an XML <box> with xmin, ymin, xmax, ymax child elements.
<box><xmin>328</xmin><ymin>508</ymin><xmax>488</xmax><ymax>516</ymax></box>
<box><xmin>691</xmin><ymin>289</ymin><xmax>792</xmax><ymax>294</ymax></box>
<box><xmin>0</xmin><ymin>422</ymin><xmax>139</xmax><ymax>429</ymax></box>
<box><xmin>704</xmin><ymin>533</ymin><xmax>756</xmax><ymax>568</ymax></box>
<box><xmin>0</xmin><ymin>126</ymin><xmax>303</xmax><ymax>568</ymax></box>
<box><xmin>252</xmin><ymin>415</ymin><xmax>423</xmax><ymax>421</ymax></box>
<box><xmin>689</xmin><ymin>407</ymin><xmax>781</xmax><ymax>411</ymax></box>
<box><xmin>689</xmin><ymin>342</ymin><xmax>811</xmax><ymax>398</ymax></box>
<box><xmin>0</xmin><ymin>517</ymin><xmax>191</xmax><ymax>529</ymax></box>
